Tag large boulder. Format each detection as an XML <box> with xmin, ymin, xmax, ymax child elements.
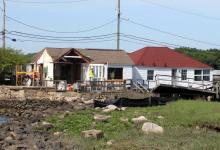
<box><xmin>94</xmin><ymin>114</ymin><xmax>111</xmax><ymax>122</ymax></box>
<box><xmin>81</xmin><ymin>129</ymin><xmax>103</xmax><ymax>139</ymax></box>
<box><xmin>142</xmin><ymin>122</ymin><xmax>164</xmax><ymax>134</ymax></box>
<box><xmin>131</xmin><ymin>116</ymin><xmax>147</xmax><ymax>124</ymax></box>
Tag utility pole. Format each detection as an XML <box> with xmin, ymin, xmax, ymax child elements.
<box><xmin>117</xmin><ymin>0</ymin><xmax>120</xmax><ymax>50</ymax></box>
<box><xmin>2</xmin><ymin>0</ymin><xmax>6</xmax><ymax>49</ymax></box>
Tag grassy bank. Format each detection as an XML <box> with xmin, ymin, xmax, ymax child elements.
<box><xmin>46</xmin><ymin>100</ymin><xmax>220</xmax><ymax>150</ymax></box>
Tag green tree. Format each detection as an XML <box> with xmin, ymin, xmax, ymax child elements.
<box><xmin>0</xmin><ymin>48</ymin><xmax>30</xmax><ymax>74</ymax></box>
<box><xmin>175</xmin><ymin>47</ymin><xmax>220</xmax><ymax>69</ymax></box>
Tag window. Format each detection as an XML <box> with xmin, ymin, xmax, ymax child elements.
<box><xmin>90</xmin><ymin>66</ymin><xmax>105</xmax><ymax>80</ymax></box>
<box><xmin>194</xmin><ymin>70</ymin><xmax>210</xmax><ymax>81</ymax></box>
<box><xmin>181</xmin><ymin>70</ymin><xmax>187</xmax><ymax>80</ymax></box>
<box><xmin>147</xmin><ymin>70</ymin><xmax>154</xmax><ymax>80</ymax></box>
<box><xmin>203</xmin><ymin>70</ymin><xmax>210</xmax><ymax>81</ymax></box>
<box><xmin>108</xmin><ymin>68</ymin><xmax>123</xmax><ymax>79</ymax></box>
<box><xmin>194</xmin><ymin>70</ymin><xmax>202</xmax><ymax>81</ymax></box>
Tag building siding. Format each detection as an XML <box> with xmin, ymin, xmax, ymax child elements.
<box><xmin>133</xmin><ymin>66</ymin><xmax>213</xmax><ymax>89</ymax></box>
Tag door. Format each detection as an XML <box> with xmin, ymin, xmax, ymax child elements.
<box><xmin>172</xmin><ymin>69</ymin><xmax>177</xmax><ymax>86</ymax></box>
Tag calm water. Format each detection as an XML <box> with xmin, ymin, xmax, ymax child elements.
<box><xmin>0</xmin><ymin>115</ymin><xmax>8</xmax><ymax>125</ymax></box>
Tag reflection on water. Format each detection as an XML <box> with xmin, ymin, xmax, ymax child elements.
<box><xmin>0</xmin><ymin>115</ymin><xmax>8</xmax><ymax>125</ymax></box>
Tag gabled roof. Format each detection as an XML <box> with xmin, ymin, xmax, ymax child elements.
<box><xmin>77</xmin><ymin>48</ymin><xmax>134</xmax><ymax>65</ymax></box>
<box><xmin>46</xmin><ymin>48</ymin><xmax>71</xmax><ymax>61</ymax></box>
<box><xmin>129</xmin><ymin>47</ymin><xmax>212</xmax><ymax>68</ymax></box>
<box><xmin>31</xmin><ymin>48</ymin><xmax>71</xmax><ymax>63</ymax></box>
<box><xmin>32</xmin><ymin>47</ymin><xmax>134</xmax><ymax>65</ymax></box>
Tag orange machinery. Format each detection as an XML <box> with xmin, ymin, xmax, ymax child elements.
<box><xmin>16</xmin><ymin>65</ymin><xmax>40</xmax><ymax>86</ymax></box>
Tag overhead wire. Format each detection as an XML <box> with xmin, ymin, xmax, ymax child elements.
<box><xmin>3</xmin><ymin>1</ymin><xmax>220</xmax><ymax>49</ymax></box>
<box><xmin>121</xmin><ymin>39</ymin><xmax>175</xmax><ymax>48</ymax></box>
<box><xmin>120</xmin><ymin>33</ymin><xmax>183</xmax><ymax>48</ymax></box>
<box><xmin>7</xmin><ymin>30</ymin><xmax>184</xmax><ymax>48</ymax></box>
<box><xmin>8</xmin><ymin>31</ymin><xmax>116</xmax><ymax>38</ymax></box>
<box><xmin>138</xmin><ymin>0</ymin><xmax>220</xmax><ymax>21</ymax></box>
<box><xmin>6</xmin><ymin>36</ymin><xmax>115</xmax><ymax>44</ymax></box>
<box><xmin>6</xmin><ymin>16</ymin><xmax>116</xmax><ymax>34</ymax></box>
<box><xmin>5</xmin><ymin>0</ymin><xmax>90</xmax><ymax>4</ymax></box>
<box><xmin>121</xmin><ymin>18</ymin><xmax>220</xmax><ymax>47</ymax></box>
<box><xmin>0</xmin><ymin>5</ymin><xmax>116</xmax><ymax>34</ymax></box>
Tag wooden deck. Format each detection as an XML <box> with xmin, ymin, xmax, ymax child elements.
<box><xmin>153</xmin><ymin>84</ymin><xmax>215</xmax><ymax>96</ymax></box>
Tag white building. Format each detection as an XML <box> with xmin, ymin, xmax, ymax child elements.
<box><xmin>129</xmin><ymin>47</ymin><xmax>213</xmax><ymax>89</ymax></box>
<box><xmin>31</xmin><ymin>48</ymin><xmax>133</xmax><ymax>86</ymax></box>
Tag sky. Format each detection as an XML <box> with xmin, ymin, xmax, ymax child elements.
<box><xmin>1</xmin><ymin>0</ymin><xmax>220</xmax><ymax>53</ymax></box>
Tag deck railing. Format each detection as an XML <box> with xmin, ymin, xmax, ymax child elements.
<box><xmin>76</xmin><ymin>80</ymin><xmax>132</xmax><ymax>93</ymax></box>
<box><xmin>155</xmin><ymin>74</ymin><xmax>213</xmax><ymax>90</ymax></box>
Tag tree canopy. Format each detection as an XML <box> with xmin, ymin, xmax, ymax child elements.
<box><xmin>0</xmin><ymin>48</ymin><xmax>32</xmax><ymax>74</ymax></box>
<box><xmin>175</xmin><ymin>47</ymin><xmax>220</xmax><ymax>69</ymax></box>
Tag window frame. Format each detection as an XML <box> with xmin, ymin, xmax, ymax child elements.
<box><xmin>194</xmin><ymin>69</ymin><xmax>210</xmax><ymax>81</ymax></box>
<box><xmin>181</xmin><ymin>69</ymin><xmax>187</xmax><ymax>81</ymax></box>
<box><xmin>147</xmin><ymin>70</ymin><xmax>154</xmax><ymax>81</ymax></box>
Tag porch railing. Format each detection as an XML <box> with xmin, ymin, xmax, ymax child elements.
<box><xmin>155</xmin><ymin>74</ymin><xmax>213</xmax><ymax>90</ymax></box>
<box><xmin>76</xmin><ymin>80</ymin><xmax>132</xmax><ymax>93</ymax></box>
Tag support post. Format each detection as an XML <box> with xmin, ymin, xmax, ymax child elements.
<box><xmin>216</xmin><ymin>82</ymin><xmax>219</xmax><ymax>100</ymax></box>
<box><xmin>2</xmin><ymin>0</ymin><xmax>6</xmax><ymax>49</ymax></box>
<box><xmin>117</xmin><ymin>0</ymin><xmax>120</xmax><ymax>50</ymax></box>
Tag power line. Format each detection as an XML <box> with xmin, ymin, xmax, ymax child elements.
<box><xmin>7</xmin><ymin>36</ymin><xmax>115</xmax><ymax>44</ymax></box>
<box><xmin>120</xmin><ymin>33</ymin><xmax>183</xmax><ymax>48</ymax></box>
<box><xmin>138</xmin><ymin>0</ymin><xmax>220</xmax><ymax>21</ymax></box>
<box><xmin>121</xmin><ymin>39</ymin><xmax>176</xmax><ymax>48</ymax></box>
<box><xmin>0</xmin><ymin>6</ymin><xmax>116</xmax><ymax>34</ymax></box>
<box><xmin>5</xmin><ymin>0</ymin><xmax>89</xmax><ymax>4</ymax></box>
<box><xmin>7</xmin><ymin>32</ymin><xmax>117</xmax><ymax>42</ymax></box>
<box><xmin>6</xmin><ymin>16</ymin><xmax>116</xmax><ymax>34</ymax></box>
<box><xmin>7</xmin><ymin>29</ymin><xmax>187</xmax><ymax>48</ymax></box>
<box><xmin>8</xmin><ymin>31</ymin><xmax>116</xmax><ymax>39</ymax></box>
<box><xmin>122</xmin><ymin>18</ymin><xmax>220</xmax><ymax>47</ymax></box>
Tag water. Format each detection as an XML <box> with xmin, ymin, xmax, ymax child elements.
<box><xmin>0</xmin><ymin>115</ymin><xmax>8</xmax><ymax>125</ymax></box>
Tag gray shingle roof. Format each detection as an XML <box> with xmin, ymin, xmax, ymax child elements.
<box><xmin>31</xmin><ymin>48</ymin><xmax>134</xmax><ymax>65</ymax></box>
<box><xmin>77</xmin><ymin>48</ymin><xmax>134</xmax><ymax>65</ymax></box>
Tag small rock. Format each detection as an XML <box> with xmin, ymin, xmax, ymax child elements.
<box><xmin>106</xmin><ymin>105</ymin><xmax>117</xmax><ymax>110</ymax></box>
<box><xmin>102</xmin><ymin>105</ymin><xmax>118</xmax><ymax>113</ymax></box>
<box><xmin>31</xmin><ymin>122</ymin><xmax>39</xmax><ymax>127</ymax></box>
<box><xmin>94</xmin><ymin>114</ymin><xmax>111</xmax><ymax>122</ymax></box>
<box><xmin>120</xmin><ymin>117</ymin><xmax>129</xmax><ymax>122</ymax></box>
<box><xmin>4</xmin><ymin>136</ymin><xmax>16</xmax><ymax>145</ymax></box>
<box><xmin>131</xmin><ymin>116</ymin><xmax>147</xmax><ymax>124</ymax></box>
<box><xmin>120</xmin><ymin>107</ymin><xmax>127</xmax><ymax>111</ymax></box>
<box><xmin>54</xmin><ymin>132</ymin><xmax>62</xmax><ymax>136</ymax></box>
<box><xmin>64</xmin><ymin>97</ymin><xmax>72</xmax><ymax>102</ymax></box>
<box><xmin>4</xmin><ymin>136</ymin><xmax>13</xmax><ymax>141</ymax></box>
<box><xmin>107</xmin><ymin>140</ymin><xmax>114</xmax><ymax>145</ymax></box>
<box><xmin>83</xmin><ymin>99</ymin><xmax>94</xmax><ymax>105</ymax></box>
<box><xmin>42</xmin><ymin>121</ymin><xmax>54</xmax><ymax>130</ymax></box>
<box><xmin>157</xmin><ymin>116</ymin><xmax>164</xmax><ymax>119</ymax></box>
<box><xmin>142</xmin><ymin>122</ymin><xmax>164</xmax><ymax>134</ymax></box>
<box><xmin>102</xmin><ymin>109</ymin><xmax>113</xmax><ymax>113</ymax></box>
<box><xmin>9</xmin><ymin>132</ymin><xmax>17</xmax><ymax>140</ymax></box>
<box><xmin>81</xmin><ymin>129</ymin><xmax>103</xmax><ymax>139</ymax></box>
<box><xmin>58</xmin><ymin>114</ymin><xmax>65</xmax><ymax>119</ymax></box>
<box><xmin>95</xmin><ymin>107</ymin><xmax>101</xmax><ymax>110</ymax></box>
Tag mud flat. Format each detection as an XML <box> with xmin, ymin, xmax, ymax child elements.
<box><xmin>0</xmin><ymin>99</ymin><xmax>92</xmax><ymax>150</ymax></box>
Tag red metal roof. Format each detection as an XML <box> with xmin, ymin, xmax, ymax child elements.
<box><xmin>129</xmin><ymin>47</ymin><xmax>212</xmax><ymax>68</ymax></box>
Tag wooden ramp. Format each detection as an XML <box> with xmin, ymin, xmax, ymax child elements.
<box><xmin>153</xmin><ymin>84</ymin><xmax>215</xmax><ymax>96</ymax></box>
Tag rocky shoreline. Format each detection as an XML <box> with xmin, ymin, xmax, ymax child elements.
<box><xmin>0</xmin><ymin>99</ymin><xmax>93</xmax><ymax>150</ymax></box>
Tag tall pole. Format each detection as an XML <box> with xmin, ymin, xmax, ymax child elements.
<box><xmin>2</xmin><ymin>0</ymin><xmax>6</xmax><ymax>49</ymax></box>
<box><xmin>117</xmin><ymin>0</ymin><xmax>120</xmax><ymax>50</ymax></box>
